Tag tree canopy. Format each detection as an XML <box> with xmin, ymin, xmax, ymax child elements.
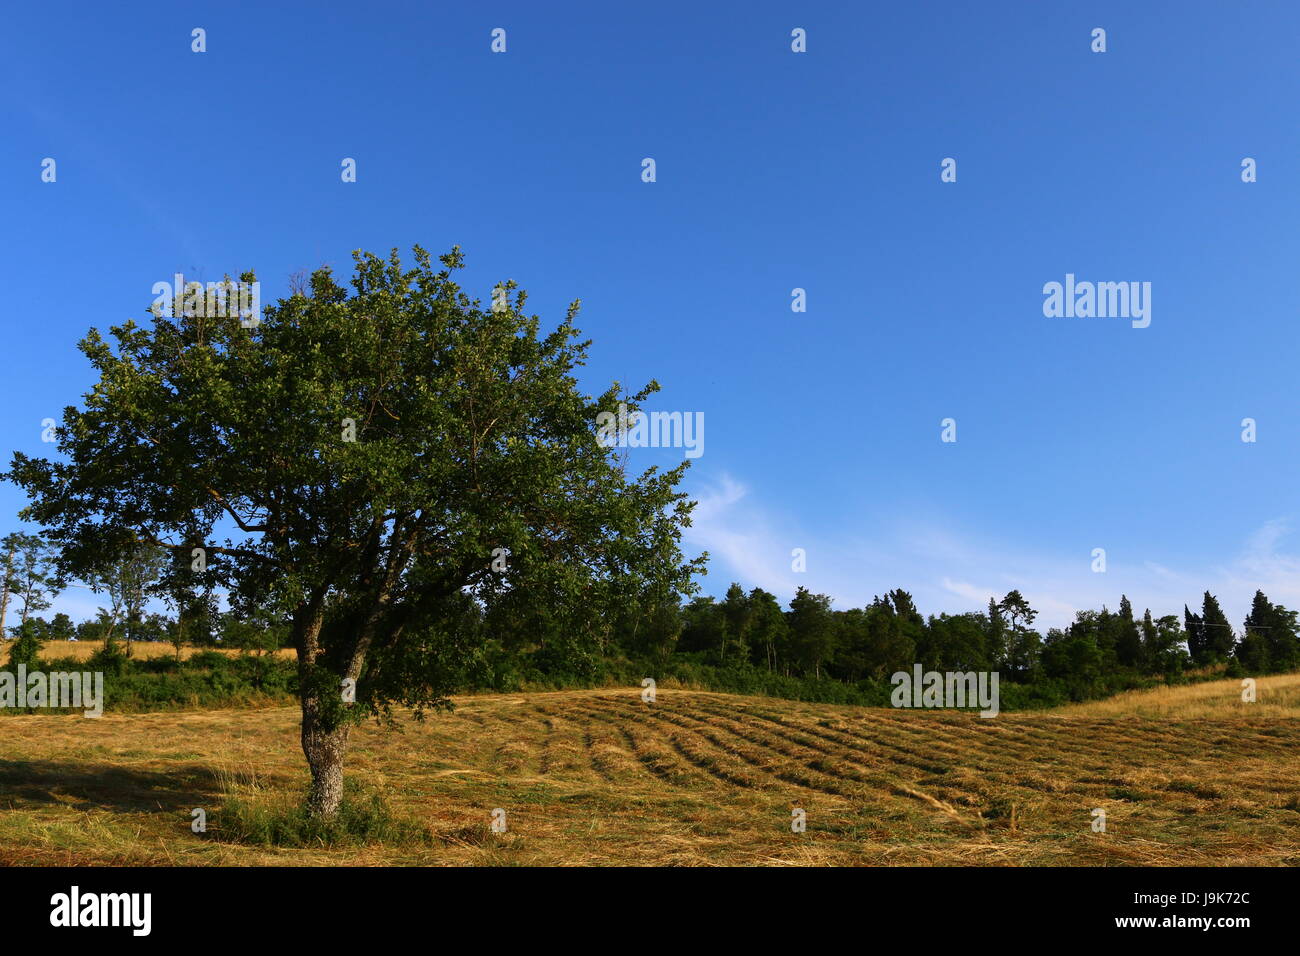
<box><xmin>7</xmin><ymin>246</ymin><xmax>704</xmax><ymax>815</ymax></box>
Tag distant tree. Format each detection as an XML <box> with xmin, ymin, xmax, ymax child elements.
<box><xmin>1235</xmin><ymin>623</ymin><xmax>1270</xmax><ymax>672</ymax></box>
<box><xmin>1199</xmin><ymin>592</ymin><xmax>1234</xmax><ymax>662</ymax></box>
<box><xmin>787</xmin><ymin>587</ymin><xmax>835</xmax><ymax>678</ymax></box>
<box><xmin>179</xmin><ymin>589</ymin><xmax>220</xmax><ymax>647</ymax></box>
<box><xmin>165</xmin><ymin>612</ymin><xmax>186</xmax><ymax>661</ymax></box>
<box><xmin>134</xmin><ymin>611</ymin><xmax>171</xmax><ymax>645</ymax></box>
<box><xmin>720</xmin><ymin>583</ymin><xmax>751</xmax><ymax>663</ymax></box>
<box><xmin>832</xmin><ymin>607</ymin><xmax>873</xmax><ymax>680</ymax></box>
<box><xmin>82</xmin><ymin>544</ymin><xmax>169</xmax><ymax>654</ymax></box>
<box><xmin>998</xmin><ymin>590</ymin><xmax>1036</xmax><ymax>632</ymax></box>
<box><xmin>679</xmin><ymin>597</ymin><xmax>725</xmax><ymax>658</ymax></box>
<box><xmin>117</xmin><ymin>545</ymin><xmax>168</xmax><ymax>652</ymax></box>
<box><xmin>0</xmin><ymin>533</ymin><xmax>19</xmax><ymax>639</ymax></box>
<box><xmin>87</xmin><ymin>566</ymin><xmax>127</xmax><ymax>650</ymax></box>
<box><xmin>1239</xmin><ymin>590</ymin><xmax>1299</xmax><ymax>674</ymax></box>
<box><xmin>1184</xmin><ymin>604</ymin><xmax>1205</xmax><ymax>663</ymax></box>
<box><xmin>1040</xmin><ymin>627</ymin><xmax>1068</xmax><ymax>678</ymax></box>
<box><xmin>1114</xmin><ymin>596</ymin><xmax>1143</xmax><ymax>668</ymax></box>
<box><xmin>746</xmin><ymin>588</ymin><xmax>788</xmax><ymax>673</ymax></box>
<box><xmin>1263</xmin><ymin>598</ymin><xmax>1299</xmax><ymax>672</ymax></box>
<box><xmin>640</xmin><ymin>599</ymin><xmax>683</xmax><ymax>664</ymax></box>
<box><xmin>10</xmin><ymin>533</ymin><xmax>63</xmax><ymax>630</ymax></box>
<box><xmin>11</xmin><ymin>615</ymin><xmax>50</xmax><ymax>642</ymax></box>
<box><xmin>5</xmin><ymin>619</ymin><xmax>45</xmax><ymax>672</ymax></box>
<box><xmin>1064</xmin><ymin>609</ymin><xmax>1101</xmax><ymax>643</ymax></box>
<box><xmin>615</xmin><ymin>592</ymin><xmax>682</xmax><ymax>664</ymax></box>
<box><xmin>1090</xmin><ymin>606</ymin><xmax>1119</xmax><ymax>668</ymax></box>
<box><xmin>1141</xmin><ymin>608</ymin><xmax>1159</xmax><ymax>669</ymax></box>
<box><xmin>73</xmin><ymin>616</ymin><xmax>101</xmax><ymax>643</ymax></box>
<box><xmin>997</xmin><ymin>590</ymin><xmax>1041</xmax><ymax>679</ymax></box>
<box><xmin>857</xmin><ymin>595</ymin><xmax>916</xmax><ymax>679</ymax></box>
<box><xmin>984</xmin><ymin>597</ymin><xmax>1007</xmax><ymax>668</ymax></box>
<box><xmin>48</xmin><ymin>612</ymin><xmax>76</xmax><ymax>642</ymax></box>
<box><xmin>89</xmin><ymin>610</ymin><xmax>130</xmax><ymax>676</ymax></box>
<box><xmin>1040</xmin><ymin>625</ymin><xmax>1104</xmax><ymax>698</ymax></box>
<box><xmin>922</xmin><ymin>612</ymin><xmax>989</xmax><ymax>672</ymax></box>
<box><xmin>887</xmin><ymin>589</ymin><xmax>926</xmax><ymax>662</ymax></box>
<box><xmin>1149</xmin><ymin>614</ymin><xmax>1189</xmax><ymax>677</ymax></box>
<box><xmin>220</xmin><ymin>610</ymin><xmax>282</xmax><ymax>654</ymax></box>
<box><xmin>90</xmin><ymin>608</ymin><xmax>122</xmax><ymax>656</ymax></box>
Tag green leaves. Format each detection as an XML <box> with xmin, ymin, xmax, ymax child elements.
<box><xmin>8</xmin><ymin>245</ymin><xmax>703</xmax><ymax>725</ymax></box>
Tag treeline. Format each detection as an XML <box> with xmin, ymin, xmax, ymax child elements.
<box><xmin>412</xmin><ymin>582</ymin><xmax>1300</xmax><ymax>706</ymax></box>
<box><xmin>9</xmin><ymin>579</ymin><xmax>1300</xmax><ymax>694</ymax></box>
<box><xmin>4</xmin><ymin>517</ymin><xmax>1299</xmax><ymax>711</ymax></box>
<box><xmin>644</xmin><ymin>585</ymin><xmax>1300</xmax><ymax>690</ymax></box>
<box><xmin>0</xmin><ymin>531</ymin><xmax>284</xmax><ymax>660</ymax></box>
<box><xmin>8</xmin><ymin>608</ymin><xmax>283</xmax><ymax>654</ymax></box>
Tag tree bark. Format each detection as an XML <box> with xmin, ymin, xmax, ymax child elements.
<box><xmin>292</xmin><ymin>528</ymin><xmax>416</xmax><ymax>820</ymax></box>
<box><xmin>301</xmin><ymin>691</ymin><xmax>351</xmax><ymax>818</ymax></box>
<box><xmin>0</xmin><ymin>546</ymin><xmax>12</xmax><ymax>640</ymax></box>
<box><xmin>293</xmin><ymin>592</ymin><xmax>351</xmax><ymax>819</ymax></box>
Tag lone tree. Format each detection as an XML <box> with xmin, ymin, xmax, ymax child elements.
<box><xmin>8</xmin><ymin>246</ymin><xmax>703</xmax><ymax>817</ymax></box>
<box><xmin>8</xmin><ymin>532</ymin><xmax>63</xmax><ymax>635</ymax></box>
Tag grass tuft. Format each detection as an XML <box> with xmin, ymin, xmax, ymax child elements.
<box><xmin>212</xmin><ymin>770</ymin><xmax>430</xmax><ymax>848</ymax></box>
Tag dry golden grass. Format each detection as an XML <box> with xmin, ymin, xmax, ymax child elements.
<box><xmin>1054</xmin><ymin>672</ymin><xmax>1300</xmax><ymax>718</ymax></box>
<box><xmin>29</xmin><ymin>640</ymin><xmax>295</xmax><ymax>662</ymax></box>
<box><xmin>1</xmin><ymin>684</ymin><xmax>1297</xmax><ymax>866</ymax></box>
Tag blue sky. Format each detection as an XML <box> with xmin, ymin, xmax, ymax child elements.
<box><xmin>3</xmin><ymin>1</ymin><xmax>1299</xmax><ymax>629</ymax></box>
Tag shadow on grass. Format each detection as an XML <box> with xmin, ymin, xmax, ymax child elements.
<box><xmin>0</xmin><ymin>758</ymin><xmax>223</xmax><ymax>813</ymax></box>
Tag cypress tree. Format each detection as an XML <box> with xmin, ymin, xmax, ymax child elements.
<box><xmin>1115</xmin><ymin>595</ymin><xmax>1143</xmax><ymax>668</ymax></box>
<box><xmin>1201</xmin><ymin>592</ymin><xmax>1234</xmax><ymax>661</ymax></box>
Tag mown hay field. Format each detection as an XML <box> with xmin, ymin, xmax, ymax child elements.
<box><xmin>1</xmin><ymin>679</ymin><xmax>1297</xmax><ymax>866</ymax></box>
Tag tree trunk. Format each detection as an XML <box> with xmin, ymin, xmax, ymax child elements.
<box><xmin>0</xmin><ymin>546</ymin><xmax>12</xmax><ymax>639</ymax></box>
<box><xmin>301</xmin><ymin>691</ymin><xmax>351</xmax><ymax>818</ymax></box>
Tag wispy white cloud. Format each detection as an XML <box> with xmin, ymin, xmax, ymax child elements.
<box><xmin>21</xmin><ymin>477</ymin><xmax>1294</xmax><ymax>637</ymax></box>
<box><xmin>687</xmin><ymin>474</ymin><xmax>800</xmax><ymax>596</ymax></box>
<box><xmin>684</xmin><ymin>474</ymin><xmax>1299</xmax><ymax>630</ymax></box>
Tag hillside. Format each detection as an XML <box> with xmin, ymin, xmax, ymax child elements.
<box><xmin>1052</xmin><ymin>672</ymin><xmax>1300</xmax><ymax>718</ymax></box>
<box><xmin>1</xmin><ymin>688</ymin><xmax>1296</xmax><ymax>866</ymax></box>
